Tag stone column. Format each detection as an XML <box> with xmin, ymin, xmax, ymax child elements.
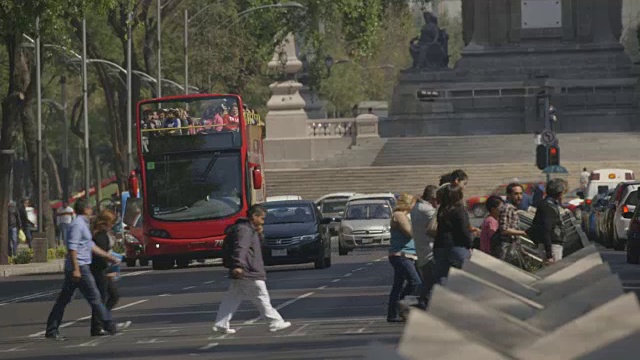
<box><xmin>462</xmin><ymin>0</ymin><xmax>475</xmax><ymax>46</ymax></box>
<box><xmin>467</xmin><ymin>0</ymin><xmax>490</xmax><ymax>49</ymax></box>
<box><xmin>265</xmin><ymin>33</ymin><xmax>308</xmax><ymax>139</ymax></box>
<box><xmin>592</xmin><ymin>0</ymin><xmax>617</xmax><ymax>44</ymax></box>
<box><xmin>355</xmin><ymin>113</ymin><xmax>380</xmax><ymax>144</ymax></box>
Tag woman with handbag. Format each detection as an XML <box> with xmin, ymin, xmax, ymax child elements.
<box><xmin>387</xmin><ymin>193</ymin><xmax>422</xmax><ymax>322</ymax></box>
<box><xmin>89</xmin><ymin>210</ymin><xmax>121</xmax><ymax>336</ymax></box>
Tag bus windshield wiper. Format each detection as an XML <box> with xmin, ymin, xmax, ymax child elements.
<box><xmin>157</xmin><ymin>206</ymin><xmax>189</xmax><ymax>215</ymax></box>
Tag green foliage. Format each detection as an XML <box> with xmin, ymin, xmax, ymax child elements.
<box><xmin>12</xmin><ymin>249</ymin><xmax>34</xmax><ymax>265</ymax></box>
<box><xmin>47</xmin><ymin>246</ymin><xmax>67</xmax><ymax>260</ymax></box>
<box><xmin>112</xmin><ymin>240</ymin><xmax>125</xmax><ymax>254</ymax></box>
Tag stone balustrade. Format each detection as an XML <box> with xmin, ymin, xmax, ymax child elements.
<box><xmin>306</xmin><ymin>118</ymin><xmax>355</xmax><ymax>137</ymax></box>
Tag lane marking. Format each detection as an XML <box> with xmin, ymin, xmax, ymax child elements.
<box><xmin>113</xmin><ymin>299</ymin><xmax>148</xmax><ymax>311</ymax></box>
<box><xmin>317</xmin><ymin>285</ymin><xmax>328</xmax><ymax>290</ymax></box>
<box><xmin>287</xmin><ymin>324</ymin><xmax>309</xmax><ymax>337</ymax></box>
<box><xmin>0</xmin><ymin>290</ymin><xmax>59</xmax><ymax>306</ymax></box>
<box><xmin>199</xmin><ymin>342</ymin><xmax>219</xmax><ymax>350</ymax></box>
<box><xmin>182</xmin><ymin>286</ymin><xmax>196</xmax><ymax>290</ymax></box>
<box><xmin>332</xmin><ymin>279</ymin><xmax>341</xmax><ymax>283</ymax></box>
<box><xmin>160</xmin><ymin>329</ymin><xmax>180</xmax><ymax>334</ymax></box>
<box><xmin>366</xmin><ymin>263</ymin><xmax>373</xmax><ymax>266</ymax></box>
<box><xmin>137</xmin><ymin>338</ymin><xmax>166</xmax><ymax>344</ymax></box>
<box><xmin>28</xmin><ymin>299</ymin><xmax>148</xmax><ymax>338</ymax></box>
<box><xmin>343</xmin><ymin>273</ymin><xmax>352</xmax><ymax>277</ymax></box>
<box><xmin>243</xmin><ymin>291</ymin><xmax>315</xmax><ymax>325</ymax></box>
<box><xmin>203</xmin><ymin>281</ymin><xmax>216</xmax><ymax>285</ymax></box>
<box><xmin>159</xmin><ymin>293</ymin><xmax>172</xmax><ymax>297</ymax></box>
<box><xmin>0</xmin><ymin>346</ymin><xmax>27</xmax><ymax>353</ymax></box>
<box><xmin>374</xmin><ymin>258</ymin><xmax>383</xmax><ymax>262</ymax></box>
<box><xmin>353</xmin><ymin>267</ymin><xmax>365</xmax><ymax>272</ymax></box>
<box><xmin>66</xmin><ymin>339</ymin><xmax>102</xmax><ymax>348</ymax></box>
<box><xmin>120</xmin><ymin>270</ymin><xmax>153</xmax><ymax>278</ymax></box>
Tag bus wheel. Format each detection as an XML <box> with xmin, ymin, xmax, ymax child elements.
<box><xmin>176</xmin><ymin>259</ymin><xmax>190</xmax><ymax>269</ymax></box>
<box><xmin>139</xmin><ymin>258</ymin><xmax>149</xmax><ymax>267</ymax></box>
<box><xmin>126</xmin><ymin>258</ymin><xmax>137</xmax><ymax>267</ymax></box>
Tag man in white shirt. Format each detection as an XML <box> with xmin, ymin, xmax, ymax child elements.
<box><xmin>580</xmin><ymin>168</ymin><xmax>590</xmax><ymax>192</ymax></box>
<box><xmin>57</xmin><ymin>202</ymin><xmax>75</xmax><ymax>244</ymax></box>
<box><xmin>410</xmin><ymin>185</ymin><xmax>438</xmax><ymax>309</ymax></box>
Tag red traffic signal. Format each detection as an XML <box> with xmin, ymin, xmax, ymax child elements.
<box><xmin>548</xmin><ymin>145</ymin><xmax>560</xmax><ymax>166</ymax></box>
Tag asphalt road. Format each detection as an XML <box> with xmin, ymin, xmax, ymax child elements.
<box><xmin>0</xmin><ymin>248</ymin><xmax>401</xmax><ymax>360</ymax></box>
<box><xmin>1</xmin><ymin>240</ymin><xmax>639</xmax><ymax>360</ymax></box>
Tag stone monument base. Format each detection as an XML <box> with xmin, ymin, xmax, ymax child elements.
<box><xmin>387</xmin><ymin>43</ymin><xmax>639</xmax><ymax>137</ymax></box>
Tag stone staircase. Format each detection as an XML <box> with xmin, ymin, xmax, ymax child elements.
<box><xmin>373</xmin><ymin>133</ymin><xmax>640</xmax><ymax>166</ymax></box>
<box><xmin>265</xmin><ymin>160</ymin><xmax>640</xmax><ymax>200</ymax></box>
<box><xmin>299</xmin><ymin>138</ymin><xmax>387</xmax><ymax>169</ymax></box>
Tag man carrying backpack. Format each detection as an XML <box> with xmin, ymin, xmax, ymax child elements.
<box><xmin>213</xmin><ymin>204</ymin><xmax>291</xmax><ymax>334</ymax></box>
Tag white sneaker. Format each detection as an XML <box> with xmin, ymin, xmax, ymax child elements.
<box><xmin>212</xmin><ymin>326</ymin><xmax>236</xmax><ymax>334</ymax></box>
<box><xmin>269</xmin><ymin>321</ymin><xmax>292</xmax><ymax>332</ymax></box>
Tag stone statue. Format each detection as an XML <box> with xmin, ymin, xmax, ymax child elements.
<box><xmin>409</xmin><ymin>11</ymin><xmax>450</xmax><ymax>71</ymax></box>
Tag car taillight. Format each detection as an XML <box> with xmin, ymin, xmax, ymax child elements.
<box><xmin>623</xmin><ymin>205</ymin><xmax>630</xmax><ymax>213</ymax></box>
<box><xmin>626</xmin><ymin>173</ymin><xmax>635</xmax><ymax>180</ymax></box>
<box><xmin>590</xmin><ymin>173</ymin><xmax>600</xmax><ymax>181</ymax></box>
<box><xmin>585</xmin><ymin>199</ymin><xmax>592</xmax><ymax>205</ymax></box>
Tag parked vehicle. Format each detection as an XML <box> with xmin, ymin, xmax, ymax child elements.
<box><xmin>314</xmin><ymin>192</ymin><xmax>358</xmax><ymax>206</ymax></box>
<box><xmin>561</xmin><ymin>188</ymin><xmax>585</xmax><ymax>218</ymax></box>
<box><xmin>317</xmin><ymin>198</ymin><xmax>349</xmax><ymax>237</ymax></box>
<box><xmin>582</xmin><ymin>190</ymin><xmax>614</xmax><ymax>241</ymax></box>
<box><xmin>599</xmin><ymin>181</ymin><xmax>640</xmax><ymax>249</ymax></box>
<box><xmin>266</xmin><ymin>195</ymin><xmax>302</xmax><ymax>202</ymax></box>
<box><xmin>338</xmin><ymin>199</ymin><xmax>392</xmax><ymax>256</ymax></box>
<box><xmin>626</xmin><ymin>201</ymin><xmax>640</xmax><ymax>264</ymax></box>
<box><xmin>261</xmin><ymin>200</ymin><xmax>332</xmax><ymax>269</ymax></box>
<box><xmin>584</xmin><ymin>169</ymin><xmax>635</xmax><ymax>201</ymax></box>
<box><xmin>347</xmin><ymin>193</ymin><xmax>397</xmax><ymax>209</ymax></box>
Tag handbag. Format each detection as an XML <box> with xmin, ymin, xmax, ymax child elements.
<box><xmin>18</xmin><ymin>229</ymin><xmax>26</xmax><ymax>243</ymax></box>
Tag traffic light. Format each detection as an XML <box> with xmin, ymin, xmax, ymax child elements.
<box><xmin>536</xmin><ymin>144</ymin><xmax>548</xmax><ymax>170</ymax></box>
<box><xmin>548</xmin><ymin>145</ymin><xmax>560</xmax><ymax>166</ymax></box>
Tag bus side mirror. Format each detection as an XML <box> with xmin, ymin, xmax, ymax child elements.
<box><xmin>252</xmin><ymin>167</ymin><xmax>263</xmax><ymax>190</ymax></box>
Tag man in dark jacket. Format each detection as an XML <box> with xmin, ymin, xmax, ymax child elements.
<box><xmin>528</xmin><ymin>178</ymin><xmax>565</xmax><ymax>263</ymax></box>
<box><xmin>8</xmin><ymin>201</ymin><xmax>22</xmax><ymax>256</ymax></box>
<box><xmin>212</xmin><ymin>204</ymin><xmax>291</xmax><ymax>335</ymax></box>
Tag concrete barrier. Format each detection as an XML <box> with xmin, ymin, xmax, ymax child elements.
<box><xmin>428</xmin><ymin>286</ymin><xmax>546</xmax><ymax>354</ymax></box>
<box><xmin>526</xmin><ymin>274</ymin><xmax>624</xmax><ymax>331</ymax></box>
<box><xmin>398</xmin><ymin>307</ymin><xmax>510</xmax><ymax>360</ymax></box>
<box><xmin>383</xmin><ymin>244</ymin><xmax>640</xmax><ymax>360</ymax></box>
<box><xmin>445</xmin><ymin>268</ymin><xmax>542</xmax><ymax>320</ymax></box>
<box><xmin>515</xmin><ymin>293</ymin><xmax>640</xmax><ymax>360</ymax></box>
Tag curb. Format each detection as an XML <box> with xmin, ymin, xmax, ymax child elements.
<box><xmin>0</xmin><ymin>260</ymin><xmax>65</xmax><ymax>278</ymax></box>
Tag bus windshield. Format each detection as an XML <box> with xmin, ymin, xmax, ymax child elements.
<box><xmin>145</xmin><ymin>151</ymin><xmax>243</xmax><ymax>221</ymax></box>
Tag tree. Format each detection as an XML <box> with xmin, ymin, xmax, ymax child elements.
<box><xmin>0</xmin><ymin>0</ymin><xmax>114</xmax><ymax>264</ymax></box>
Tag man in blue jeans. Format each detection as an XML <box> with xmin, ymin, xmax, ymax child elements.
<box><xmin>7</xmin><ymin>201</ymin><xmax>21</xmax><ymax>256</ymax></box>
<box><xmin>45</xmin><ymin>199</ymin><xmax>121</xmax><ymax>341</ymax></box>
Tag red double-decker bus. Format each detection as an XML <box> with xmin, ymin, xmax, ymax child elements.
<box><xmin>134</xmin><ymin>94</ymin><xmax>266</xmax><ymax>270</ymax></box>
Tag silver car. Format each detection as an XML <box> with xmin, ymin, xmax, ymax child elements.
<box><xmin>338</xmin><ymin>199</ymin><xmax>392</xmax><ymax>255</ymax></box>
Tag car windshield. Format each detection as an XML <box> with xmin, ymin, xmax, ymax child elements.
<box><xmin>145</xmin><ymin>151</ymin><xmax>242</xmax><ymax>221</ymax></box>
<box><xmin>321</xmin><ymin>199</ymin><xmax>348</xmax><ymax>214</ymax></box>
<box><xmin>344</xmin><ymin>203</ymin><xmax>392</xmax><ymax>220</ymax></box>
<box><xmin>264</xmin><ymin>205</ymin><xmax>315</xmax><ymax>224</ymax></box>
<box><xmin>625</xmin><ymin>191</ymin><xmax>638</xmax><ymax>206</ymax></box>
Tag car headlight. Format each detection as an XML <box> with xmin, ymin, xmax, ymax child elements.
<box><xmin>383</xmin><ymin>224</ymin><xmax>391</xmax><ymax>232</ymax></box>
<box><xmin>299</xmin><ymin>233</ymin><xmax>319</xmax><ymax>242</ymax></box>
<box><xmin>341</xmin><ymin>227</ymin><xmax>352</xmax><ymax>235</ymax></box>
<box><xmin>124</xmin><ymin>234</ymin><xmax>140</xmax><ymax>244</ymax></box>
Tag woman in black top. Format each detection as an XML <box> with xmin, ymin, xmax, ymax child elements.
<box><xmin>432</xmin><ymin>184</ymin><xmax>477</xmax><ymax>286</ymax></box>
<box><xmin>90</xmin><ymin>210</ymin><xmax>121</xmax><ymax>336</ymax></box>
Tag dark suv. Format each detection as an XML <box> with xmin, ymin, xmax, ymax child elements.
<box><xmin>262</xmin><ymin>200</ymin><xmax>332</xmax><ymax>269</ymax></box>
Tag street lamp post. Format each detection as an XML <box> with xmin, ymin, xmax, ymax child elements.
<box><xmin>157</xmin><ymin>0</ymin><xmax>162</xmax><ymax>98</ymax></box>
<box><xmin>35</xmin><ymin>17</ymin><xmax>43</xmax><ymax>231</ymax></box>
<box><xmin>82</xmin><ymin>17</ymin><xmax>90</xmax><ymax>200</ymax></box>
<box><xmin>60</xmin><ymin>76</ymin><xmax>70</xmax><ymax>202</ymax></box>
<box><xmin>127</xmin><ymin>12</ymin><xmax>133</xmax><ymax>172</ymax></box>
<box><xmin>184</xmin><ymin>9</ymin><xmax>188</xmax><ymax>95</ymax></box>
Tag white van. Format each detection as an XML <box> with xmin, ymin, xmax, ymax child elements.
<box><xmin>266</xmin><ymin>195</ymin><xmax>302</xmax><ymax>202</ymax></box>
<box><xmin>585</xmin><ymin>169</ymin><xmax>635</xmax><ymax>201</ymax></box>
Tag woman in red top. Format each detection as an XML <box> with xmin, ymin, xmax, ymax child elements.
<box><xmin>480</xmin><ymin>195</ymin><xmax>503</xmax><ymax>254</ymax></box>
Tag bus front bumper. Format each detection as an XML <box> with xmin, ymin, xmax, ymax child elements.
<box><xmin>145</xmin><ymin>236</ymin><xmax>224</xmax><ymax>259</ymax></box>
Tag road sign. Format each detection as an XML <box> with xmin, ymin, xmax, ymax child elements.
<box><xmin>540</xmin><ymin>130</ymin><xmax>556</xmax><ymax>145</ymax></box>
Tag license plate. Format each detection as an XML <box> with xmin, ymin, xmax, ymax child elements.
<box><xmin>271</xmin><ymin>249</ymin><xmax>288</xmax><ymax>257</ymax></box>
<box><xmin>360</xmin><ymin>238</ymin><xmax>373</xmax><ymax>244</ymax></box>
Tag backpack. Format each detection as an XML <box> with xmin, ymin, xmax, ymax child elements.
<box><xmin>222</xmin><ymin>224</ymin><xmax>239</xmax><ymax>269</ymax></box>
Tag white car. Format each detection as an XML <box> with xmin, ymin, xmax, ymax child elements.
<box><xmin>314</xmin><ymin>192</ymin><xmax>359</xmax><ymax>205</ymax></box>
<box><xmin>613</xmin><ymin>184</ymin><xmax>639</xmax><ymax>246</ymax></box>
<box><xmin>266</xmin><ymin>195</ymin><xmax>302</xmax><ymax>202</ymax></box>
<box><xmin>348</xmin><ymin>193</ymin><xmax>397</xmax><ymax>209</ymax></box>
